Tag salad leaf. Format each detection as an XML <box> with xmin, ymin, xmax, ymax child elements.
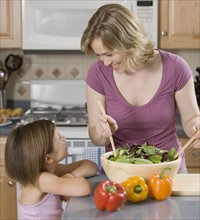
<box><xmin>148</xmin><ymin>155</ymin><xmax>162</xmax><ymax>163</ymax></box>
<box><xmin>108</xmin><ymin>143</ymin><xmax>177</xmax><ymax>164</ymax></box>
<box><xmin>142</xmin><ymin>145</ymin><xmax>157</xmax><ymax>155</ymax></box>
<box><xmin>167</xmin><ymin>148</ymin><xmax>177</xmax><ymax>161</ymax></box>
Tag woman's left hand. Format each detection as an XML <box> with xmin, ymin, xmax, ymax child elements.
<box><xmin>191</xmin><ymin>127</ymin><xmax>200</xmax><ymax>148</ymax></box>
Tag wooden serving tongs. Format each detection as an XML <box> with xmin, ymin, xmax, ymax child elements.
<box><xmin>174</xmin><ymin>132</ymin><xmax>197</xmax><ymax>159</ymax></box>
<box><xmin>97</xmin><ymin>99</ymin><xmax>117</xmax><ymax>157</ymax></box>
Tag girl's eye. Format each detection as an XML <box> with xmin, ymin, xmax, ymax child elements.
<box><xmin>106</xmin><ymin>53</ymin><xmax>113</xmax><ymax>57</ymax></box>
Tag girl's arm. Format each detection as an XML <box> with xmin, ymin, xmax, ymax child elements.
<box><xmin>54</xmin><ymin>159</ymin><xmax>98</xmax><ymax>177</ymax></box>
<box><xmin>38</xmin><ymin>172</ymin><xmax>91</xmax><ymax>197</ymax></box>
<box><xmin>175</xmin><ymin>77</ymin><xmax>200</xmax><ymax>147</ymax></box>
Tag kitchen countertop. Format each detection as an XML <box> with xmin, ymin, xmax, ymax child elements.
<box><xmin>62</xmin><ymin>174</ymin><xmax>200</xmax><ymax>220</ymax></box>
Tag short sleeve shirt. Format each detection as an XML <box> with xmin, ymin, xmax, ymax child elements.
<box><xmin>86</xmin><ymin>50</ymin><xmax>192</xmax><ymax>171</ymax></box>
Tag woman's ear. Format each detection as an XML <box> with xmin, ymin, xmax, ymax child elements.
<box><xmin>45</xmin><ymin>154</ymin><xmax>55</xmax><ymax>164</ymax></box>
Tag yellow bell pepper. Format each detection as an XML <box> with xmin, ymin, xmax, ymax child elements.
<box><xmin>121</xmin><ymin>176</ymin><xmax>149</xmax><ymax>203</ymax></box>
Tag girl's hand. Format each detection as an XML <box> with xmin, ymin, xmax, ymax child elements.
<box><xmin>60</xmin><ymin>173</ymin><xmax>75</xmax><ymax>201</ymax></box>
<box><xmin>60</xmin><ymin>195</ymin><xmax>70</xmax><ymax>202</ymax></box>
<box><xmin>62</xmin><ymin>173</ymin><xmax>76</xmax><ymax>178</ymax></box>
<box><xmin>96</xmin><ymin>114</ymin><xmax>118</xmax><ymax>138</ymax></box>
<box><xmin>191</xmin><ymin>126</ymin><xmax>200</xmax><ymax>148</ymax></box>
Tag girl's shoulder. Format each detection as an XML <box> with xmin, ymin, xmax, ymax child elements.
<box><xmin>20</xmin><ymin>182</ymin><xmax>45</xmax><ymax>205</ymax></box>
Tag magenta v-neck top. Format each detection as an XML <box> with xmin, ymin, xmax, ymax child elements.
<box><xmin>86</xmin><ymin>50</ymin><xmax>192</xmax><ymax>171</ymax></box>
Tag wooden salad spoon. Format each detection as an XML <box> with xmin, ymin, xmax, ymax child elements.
<box><xmin>97</xmin><ymin>99</ymin><xmax>117</xmax><ymax>157</ymax></box>
<box><xmin>174</xmin><ymin>133</ymin><xmax>197</xmax><ymax>158</ymax></box>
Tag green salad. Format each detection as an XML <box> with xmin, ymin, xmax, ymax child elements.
<box><xmin>108</xmin><ymin>143</ymin><xmax>177</xmax><ymax>164</ymax></box>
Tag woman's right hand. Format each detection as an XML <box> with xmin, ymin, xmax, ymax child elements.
<box><xmin>96</xmin><ymin>113</ymin><xmax>118</xmax><ymax>138</ymax></box>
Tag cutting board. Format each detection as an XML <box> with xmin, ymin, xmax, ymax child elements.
<box><xmin>172</xmin><ymin>174</ymin><xmax>200</xmax><ymax>196</ymax></box>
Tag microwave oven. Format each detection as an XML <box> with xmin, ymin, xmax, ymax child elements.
<box><xmin>22</xmin><ymin>0</ymin><xmax>158</xmax><ymax>51</ymax></box>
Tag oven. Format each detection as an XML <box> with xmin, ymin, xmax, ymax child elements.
<box><xmin>22</xmin><ymin>80</ymin><xmax>105</xmax><ymax>171</ymax></box>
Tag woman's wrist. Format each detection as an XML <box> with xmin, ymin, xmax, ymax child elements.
<box><xmin>89</xmin><ymin>127</ymin><xmax>110</xmax><ymax>146</ymax></box>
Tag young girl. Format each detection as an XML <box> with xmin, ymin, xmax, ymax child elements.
<box><xmin>5</xmin><ymin>119</ymin><xmax>98</xmax><ymax>220</ymax></box>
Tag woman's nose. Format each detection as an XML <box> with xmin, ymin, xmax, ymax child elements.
<box><xmin>101</xmin><ymin>56</ymin><xmax>111</xmax><ymax>67</ymax></box>
<box><xmin>103</xmin><ymin>60</ymin><xmax>111</xmax><ymax>67</ymax></box>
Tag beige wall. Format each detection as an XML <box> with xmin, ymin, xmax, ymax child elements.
<box><xmin>0</xmin><ymin>49</ymin><xmax>199</xmax><ymax>101</ymax></box>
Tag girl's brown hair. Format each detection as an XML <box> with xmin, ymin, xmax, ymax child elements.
<box><xmin>81</xmin><ymin>3</ymin><xmax>154</xmax><ymax>72</ymax></box>
<box><xmin>5</xmin><ymin>120</ymin><xmax>55</xmax><ymax>185</ymax></box>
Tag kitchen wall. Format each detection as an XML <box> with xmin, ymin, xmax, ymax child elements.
<box><xmin>0</xmin><ymin>49</ymin><xmax>199</xmax><ymax>108</ymax></box>
<box><xmin>0</xmin><ymin>49</ymin><xmax>97</xmax><ymax>107</ymax></box>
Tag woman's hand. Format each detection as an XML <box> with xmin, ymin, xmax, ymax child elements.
<box><xmin>96</xmin><ymin>113</ymin><xmax>118</xmax><ymax>138</ymax></box>
<box><xmin>191</xmin><ymin>126</ymin><xmax>200</xmax><ymax>148</ymax></box>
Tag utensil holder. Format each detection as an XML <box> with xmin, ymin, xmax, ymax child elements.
<box><xmin>0</xmin><ymin>90</ymin><xmax>6</xmax><ymax>108</ymax></box>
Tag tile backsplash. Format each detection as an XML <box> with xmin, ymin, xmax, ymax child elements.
<box><xmin>0</xmin><ymin>49</ymin><xmax>199</xmax><ymax>103</ymax></box>
<box><xmin>0</xmin><ymin>49</ymin><xmax>97</xmax><ymax>102</ymax></box>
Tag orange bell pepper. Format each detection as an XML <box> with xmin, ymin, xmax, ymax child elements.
<box><xmin>148</xmin><ymin>167</ymin><xmax>172</xmax><ymax>200</ymax></box>
<box><xmin>121</xmin><ymin>176</ymin><xmax>149</xmax><ymax>203</ymax></box>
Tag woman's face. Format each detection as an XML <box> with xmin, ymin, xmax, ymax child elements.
<box><xmin>91</xmin><ymin>38</ymin><xmax>125</xmax><ymax>74</ymax></box>
<box><xmin>51</xmin><ymin>128</ymin><xmax>68</xmax><ymax>163</ymax></box>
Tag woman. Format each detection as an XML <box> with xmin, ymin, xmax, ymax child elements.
<box><xmin>5</xmin><ymin>119</ymin><xmax>98</xmax><ymax>220</ymax></box>
<box><xmin>81</xmin><ymin>3</ymin><xmax>200</xmax><ymax>172</ymax></box>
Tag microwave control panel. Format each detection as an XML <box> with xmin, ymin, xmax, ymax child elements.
<box><xmin>130</xmin><ymin>0</ymin><xmax>158</xmax><ymax>48</ymax></box>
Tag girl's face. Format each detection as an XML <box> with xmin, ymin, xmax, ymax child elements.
<box><xmin>51</xmin><ymin>128</ymin><xmax>68</xmax><ymax>163</ymax></box>
<box><xmin>91</xmin><ymin>38</ymin><xmax>125</xmax><ymax>74</ymax></box>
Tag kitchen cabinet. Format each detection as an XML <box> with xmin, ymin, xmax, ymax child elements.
<box><xmin>0</xmin><ymin>136</ymin><xmax>17</xmax><ymax>220</ymax></box>
<box><xmin>0</xmin><ymin>0</ymin><xmax>21</xmax><ymax>48</ymax></box>
<box><xmin>159</xmin><ymin>0</ymin><xmax>200</xmax><ymax>49</ymax></box>
<box><xmin>179</xmin><ymin>137</ymin><xmax>200</xmax><ymax>173</ymax></box>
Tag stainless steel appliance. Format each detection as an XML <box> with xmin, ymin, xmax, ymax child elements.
<box><xmin>23</xmin><ymin>105</ymin><xmax>88</xmax><ymax>127</ymax></box>
<box><xmin>22</xmin><ymin>0</ymin><xmax>158</xmax><ymax>51</ymax></box>
<box><xmin>22</xmin><ymin>80</ymin><xmax>105</xmax><ymax>171</ymax></box>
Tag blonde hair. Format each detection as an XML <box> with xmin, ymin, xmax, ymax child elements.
<box><xmin>5</xmin><ymin>120</ymin><xmax>55</xmax><ymax>185</ymax></box>
<box><xmin>81</xmin><ymin>3</ymin><xmax>154</xmax><ymax>72</ymax></box>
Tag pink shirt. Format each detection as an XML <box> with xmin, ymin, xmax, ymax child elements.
<box><xmin>18</xmin><ymin>185</ymin><xmax>63</xmax><ymax>220</ymax></box>
<box><xmin>86</xmin><ymin>50</ymin><xmax>192</xmax><ymax>171</ymax></box>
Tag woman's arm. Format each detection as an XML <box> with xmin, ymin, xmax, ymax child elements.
<box><xmin>55</xmin><ymin>160</ymin><xmax>98</xmax><ymax>177</ymax></box>
<box><xmin>175</xmin><ymin>77</ymin><xmax>200</xmax><ymax>147</ymax></box>
<box><xmin>38</xmin><ymin>172</ymin><xmax>91</xmax><ymax>197</ymax></box>
<box><xmin>87</xmin><ymin>85</ymin><xmax>118</xmax><ymax>146</ymax></box>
